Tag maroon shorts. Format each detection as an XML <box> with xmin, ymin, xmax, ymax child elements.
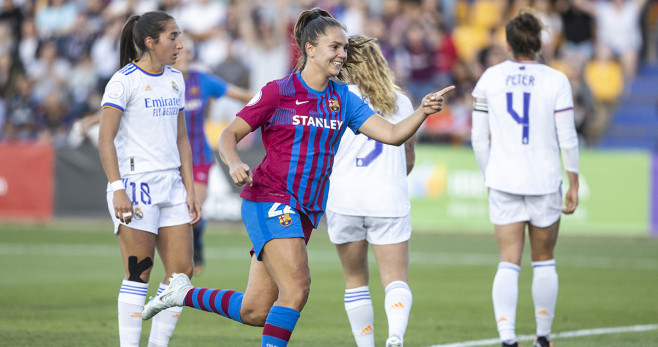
<box><xmin>193</xmin><ymin>163</ymin><xmax>213</xmax><ymax>184</ymax></box>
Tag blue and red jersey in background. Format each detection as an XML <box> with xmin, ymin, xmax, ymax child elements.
<box><xmin>238</xmin><ymin>72</ymin><xmax>375</xmax><ymax>227</ymax></box>
<box><xmin>185</xmin><ymin>70</ymin><xmax>228</xmax><ymax>166</ymax></box>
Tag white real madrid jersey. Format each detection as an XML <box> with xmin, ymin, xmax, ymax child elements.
<box><xmin>472</xmin><ymin>60</ymin><xmax>574</xmax><ymax>195</ymax></box>
<box><xmin>101</xmin><ymin>62</ymin><xmax>185</xmax><ymax>176</ymax></box>
<box><xmin>326</xmin><ymin>85</ymin><xmax>413</xmax><ymax>217</ymax></box>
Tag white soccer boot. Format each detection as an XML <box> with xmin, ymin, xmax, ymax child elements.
<box><xmin>386</xmin><ymin>335</ymin><xmax>403</xmax><ymax>347</ymax></box>
<box><xmin>141</xmin><ymin>273</ymin><xmax>193</xmax><ymax>320</ymax></box>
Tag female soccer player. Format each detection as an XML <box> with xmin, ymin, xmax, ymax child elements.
<box><xmin>470</xmin><ymin>11</ymin><xmax>579</xmax><ymax>347</ymax></box>
<box><xmin>97</xmin><ymin>11</ymin><xmax>201</xmax><ymax>347</ymax></box>
<box><xmin>325</xmin><ymin>35</ymin><xmax>415</xmax><ymax>347</ymax></box>
<box><xmin>142</xmin><ymin>8</ymin><xmax>453</xmax><ymax>347</ymax></box>
<box><xmin>172</xmin><ymin>37</ymin><xmax>253</xmax><ymax>275</ymax></box>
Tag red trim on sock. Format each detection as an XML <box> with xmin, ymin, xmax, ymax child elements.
<box><xmin>221</xmin><ymin>290</ymin><xmax>236</xmax><ymax>317</ymax></box>
<box><xmin>196</xmin><ymin>288</ymin><xmax>209</xmax><ymax>311</ymax></box>
<box><xmin>208</xmin><ymin>289</ymin><xmax>220</xmax><ymax>314</ymax></box>
<box><xmin>263</xmin><ymin>324</ymin><xmax>292</xmax><ymax>341</ymax></box>
<box><xmin>184</xmin><ymin>288</ymin><xmax>195</xmax><ymax>306</ymax></box>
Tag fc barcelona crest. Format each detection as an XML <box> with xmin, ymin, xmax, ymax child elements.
<box><xmin>328</xmin><ymin>99</ymin><xmax>340</xmax><ymax>112</ymax></box>
<box><xmin>278</xmin><ymin>214</ymin><xmax>292</xmax><ymax>227</ymax></box>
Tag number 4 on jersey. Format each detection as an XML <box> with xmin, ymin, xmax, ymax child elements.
<box><xmin>506</xmin><ymin>92</ymin><xmax>530</xmax><ymax>145</ymax></box>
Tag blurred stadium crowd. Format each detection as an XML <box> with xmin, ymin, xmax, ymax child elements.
<box><xmin>0</xmin><ymin>0</ymin><xmax>656</xmax><ymax>147</ymax></box>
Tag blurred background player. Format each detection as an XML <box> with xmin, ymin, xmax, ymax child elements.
<box><xmin>172</xmin><ymin>36</ymin><xmax>252</xmax><ymax>275</ymax></box>
<box><xmin>97</xmin><ymin>11</ymin><xmax>201</xmax><ymax>347</ymax></box>
<box><xmin>141</xmin><ymin>7</ymin><xmax>453</xmax><ymax>347</ymax></box>
<box><xmin>470</xmin><ymin>11</ymin><xmax>579</xmax><ymax>347</ymax></box>
<box><xmin>326</xmin><ymin>35</ymin><xmax>415</xmax><ymax>347</ymax></box>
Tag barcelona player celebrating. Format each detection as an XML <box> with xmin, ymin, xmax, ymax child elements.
<box><xmin>142</xmin><ymin>7</ymin><xmax>454</xmax><ymax>347</ymax></box>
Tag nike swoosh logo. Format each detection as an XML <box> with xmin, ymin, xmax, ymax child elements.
<box><xmin>295</xmin><ymin>100</ymin><xmax>309</xmax><ymax>105</ymax></box>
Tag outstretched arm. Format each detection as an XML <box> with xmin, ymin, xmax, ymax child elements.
<box><xmin>358</xmin><ymin>86</ymin><xmax>455</xmax><ymax>146</ymax></box>
<box><xmin>226</xmin><ymin>85</ymin><xmax>254</xmax><ymax>104</ymax></box>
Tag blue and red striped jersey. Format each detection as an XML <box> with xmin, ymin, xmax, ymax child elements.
<box><xmin>238</xmin><ymin>72</ymin><xmax>375</xmax><ymax>227</ymax></box>
<box><xmin>185</xmin><ymin>70</ymin><xmax>228</xmax><ymax>166</ymax></box>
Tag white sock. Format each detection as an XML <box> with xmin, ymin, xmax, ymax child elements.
<box><xmin>384</xmin><ymin>281</ymin><xmax>412</xmax><ymax>341</ymax></box>
<box><xmin>532</xmin><ymin>259</ymin><xmax>558</xmax><ymax>338</ymax></box>
<box><xmin>492</xmin><ymin>262</ymin><xmax>520</xmax><ymax>344</ymax></box>
<box><xmin>148</xmin><ymin>283</ymin><xmax>183</xmax><ymax>347</ymax></box>
<box><xmin>118</xmin><ymin>280</ymin><xmax>148</xmax><ymax>347</ymax></box>
<box><xmin>344</xmin><ymin>286</ymin><xmax>375</xmax><ymax>347</ymax></box>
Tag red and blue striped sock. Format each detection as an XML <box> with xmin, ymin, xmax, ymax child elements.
<box><xmin>261</xmin><ymin>306</ymin><xmax>300</xmax><ymax>347</ymax></box>
<box><xmin>183</xmin><ymin>288</ymin><xmax>244</xmax><ymax>323</ymax></box>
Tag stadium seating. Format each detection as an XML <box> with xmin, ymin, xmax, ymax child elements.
<box><xmin>598</xmin><ymin>63</ymin><xmax>658</xmax><ymax>150</ymax></box>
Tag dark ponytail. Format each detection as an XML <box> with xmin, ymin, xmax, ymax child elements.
<box><xmin>505</xmin><ymin>11</ymin><xmax>543</xmax><ymax>59</ymax></box>
<box><xmin>293</xmin><ymin>7</ymin><xmax>345</xmax><ymax>72</ymax></box>
<box><xmin>119</xmin><ymin>11</ymin><xmax>174</xmax><ymax>67</ymax></box>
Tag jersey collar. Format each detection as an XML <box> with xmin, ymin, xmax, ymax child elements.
<box><xmin>132</xmin><ymin>61</ymin><xmax>164</xmax><ymax>76</ymax></box>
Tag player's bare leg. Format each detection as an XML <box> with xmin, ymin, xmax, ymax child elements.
<box><xmin>239</xmin><ymin>254</ymin><xmax>279</xmax><ymax>326</ymax></box>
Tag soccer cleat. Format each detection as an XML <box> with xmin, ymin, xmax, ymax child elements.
<box><xmin>502</xmin><ymin>342</ymin><xmax>521</xmax><ymax>347</ymax></box>
<box><xmin>141</xmin><ymin>273</ymin><xmax>193</xmax><ymax>320</ymax></box>
<box><xmin>386</xmin><ymin>335</ymin><xmax>403</xmax><ymax>347</ymax></box>
<box><xmin>533</xmin><ymin>336</ymin><xmax>552</xmax><ymax>347</ymax></box>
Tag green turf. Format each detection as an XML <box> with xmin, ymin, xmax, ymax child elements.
<box><xmin>1</xmin><ymin>220</ymin><xmax>657</xmax><ymax>346</ymax></box>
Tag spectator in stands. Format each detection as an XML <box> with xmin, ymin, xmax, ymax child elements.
<box><xmin>532</xmin><ymin>0</ymin><xmax>562</xmax><ymax>63</ymax></box>
<box><xmin>583</xmin><ymin>44</ymin><xmax>624</xmax><ymax>144</ymax></box>
<box><xmin>90</xmin><ymin>15</ymin><xmax>121</xmax><ymax>94</ymax></box>
<box><xmin>58</xmin><ymin>13</ymin><xmax>95</xmax><ymax>63</ymax></box>
<box><xmin>394</xmin><ymin>22</ymin><xmax>438</xmax><ymax>106</ymax></box>
<box><xmin>34</xmin><ymin>0</ymin><xmax>78</xmax><ymax>41</ymax></box>
<box><xmin>237</xmin><ymin>0</ymin><xmax>291</xmax><ymax>92</ymax></box>
<box><xmin>573</xmin><ymin>0</ymin><xmax>648</xmax><ymax>84</ymax></box>
<box><xmin>17</xmin><ymin>16</ymin><xmax>38</xmax><ymax>71</ymax></box>
<box><xmin>3</xmin><ymin>73</ymin><xmax>37</xmax><ymax>141</ymax></box>
<box><xmin>35</xmin><ymin>89</ymin><xmax>71</xmax><ymax>145</ymax></box>
<box><xmin>0</xmin><ymin>0</ymin><xmax>24</xmax><ymax>58</ymax></box>
<box><xmin>0</xmin><ymin>51</ymin><xmax>22</xmax><ymax>99</ymax></box>
<box><xmin>556</xmin><ymin>0</ymin><xmax>594</xmax><ymax>76</ymax></box>
<box><xmin>27</xmin><ymin>39</ymin><xmax>70</xmax><ymax>104</ymax></box>
<box><xmin>175</xmin><ymin>0</ymin><xmax>225</xmax><ymax>43</ymax></box>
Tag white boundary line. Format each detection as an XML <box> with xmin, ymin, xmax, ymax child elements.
<box><xmin>427</xmin><ymin>324</ymin><xmax>658</xmax><ymax>347</ymax></box>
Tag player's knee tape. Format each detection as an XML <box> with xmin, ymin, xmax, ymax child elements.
<box><xmin>128</xmin><ymin>255</ymin><xmax>153</xmax><ymax>283</ymax></box>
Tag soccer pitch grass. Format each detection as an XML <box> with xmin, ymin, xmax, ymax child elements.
<box><xmin>1</xmin><ymin>219</ymin><xmax>657</xmax><ymax>346</ymax></box>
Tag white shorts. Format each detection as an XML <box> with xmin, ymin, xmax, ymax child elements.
<box><xmin>326</xmin><ymin>211</ymin><xmax>411</xmax><ymax>245</ymax></box>
<box><xmin>106</xmin><ymin>169</ymin><xmax>192</xmax><ymax>235</ymax></box>
<box><xmin>488</xmin><ymin>188</ymin><xmax>562</xmax><ymax>228</ymax></box>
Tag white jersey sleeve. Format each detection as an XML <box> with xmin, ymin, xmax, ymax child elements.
<box><xmin>326</xmin><ymin>86</ymin><xmax>413</xmax><ymax>217</ymax></box>
<box><xmin>101</xmin><ymin>63</ymin><xmax>186</xmax><ymax>176</ymax></box>
<box><xmin>471</xmin><ymin>60</ymin><xmax>576</xmax><ymax>195</ymax></box>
